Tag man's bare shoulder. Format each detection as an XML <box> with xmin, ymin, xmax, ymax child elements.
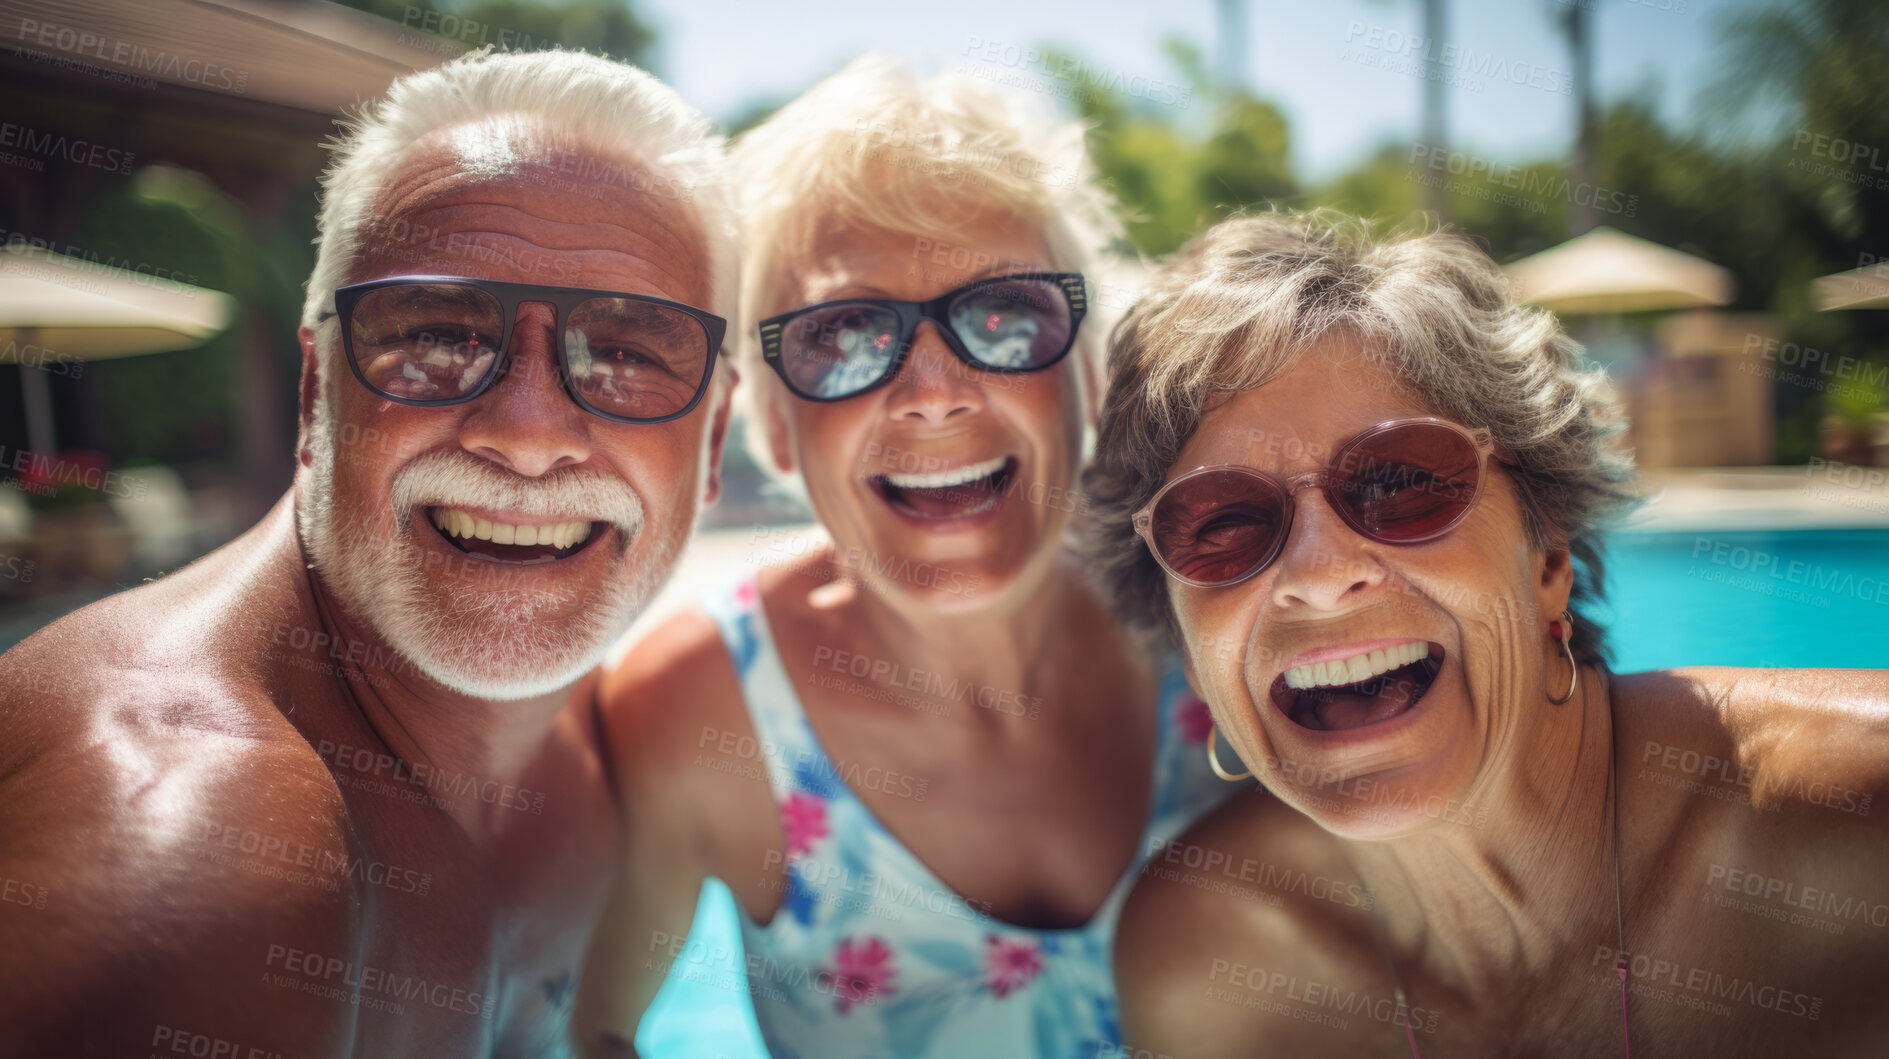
<box><xmin>0</xmin><ymin>634</ymin><xmax>360</xmax><ymax>1053</ymax></box>
<box><xmin>1119</xmin><ymin>790</ymin><xmax>1376</xmax><ymax>1058</ymax></box>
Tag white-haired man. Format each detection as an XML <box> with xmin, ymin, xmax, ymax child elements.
<box><xmin>0</xmin><ymin>48</ymin><xmax>734</xmax><ymax>1056</ymax></box>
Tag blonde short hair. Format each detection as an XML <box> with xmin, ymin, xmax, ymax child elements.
<box><xmin>728</xmin><ymin>52</ymin><xmax>1122</xmax><ymax>464</ymax></box>
<box><xmin>1083</xmin><ymin>210</ymin><xmax>1641</xmax><ymax>663</ymax></box>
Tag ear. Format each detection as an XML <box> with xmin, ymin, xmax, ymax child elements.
<box><xmin>762</xmin><ymin>388</ymin><xmax>796</xmax><ymax>476</ymax></box>
<box><xmin>1533</xmin><ymin>536</ymin><xmax>1576</xmax><ymax>630</ymax></box>
<box><xmin>700</xmin><ymin>365</ymin><xmax>738</xmax><ymax>505</ymax></box>
<box><xmin>297</xmin><ymin>326</ymin><xmax>321</xmax><ymax>468</ymax></box>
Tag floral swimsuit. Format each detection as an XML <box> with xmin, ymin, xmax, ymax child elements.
<box><xmin>703</xmin><ymin>573</ymin><xmax>1231</xmax><ymax>1059</ymax></box>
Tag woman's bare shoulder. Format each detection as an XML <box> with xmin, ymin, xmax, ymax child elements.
<box><xmin>1615</xmin><ymin>664</ymin><xmax>1889</xmax><ymax>819</ymax></box>
<box><xmin>1117</xmin><ymin>790</ymin><xmax>1376</xmax><ymax>1057</ymax></box>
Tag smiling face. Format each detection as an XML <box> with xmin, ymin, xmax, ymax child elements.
<box><xmin>1167</xmin><ymin>340</ymin><xmax>1572</xmax><ymax>839</ymax></box>
<box><xmin>296</xmin><ymin>116</ymin><xmax>728</xmax><ymax>700</ymax></box>
<box><xmin>760</xmin><ymin>216</ymin><xmax>1084</xmax><ymax>610</ymax></box>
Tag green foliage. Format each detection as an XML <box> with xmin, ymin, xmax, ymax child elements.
<box><xmin>70</xmin><ymin>167</ymin><xmax>251</xmax><ymax>466</ymax></box>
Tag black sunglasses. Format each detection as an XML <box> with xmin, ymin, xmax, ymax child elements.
<box><xmin>321</xmin><ymin>275</ymin><xmax>727</xmax><ymax>424</ymax></box>
<box><xmin>757</xmin><ymin>272</ymin><xmax>1086</xmax><ymax>401</ymax></box>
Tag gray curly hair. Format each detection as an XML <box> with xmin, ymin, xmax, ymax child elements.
<box><xmin>1082</xmin><ymin>210</ymin><xmax>1641</xmax><ymax>665</ymax></box>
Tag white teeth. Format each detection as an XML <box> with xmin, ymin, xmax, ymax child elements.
<box><xmin>429</xmin><ymin>508</ymin><xmax>595</xmax><ymax>552</ymax></box>
<box><xmin>881</xmin><ymin>455</ymin><xmax>1008</xmax><ymax>490</ymax></box>
<box><xmin>1284</xmin><ymin>641</ymin><xmax>1429</xmax><ymax>690</ymax></box>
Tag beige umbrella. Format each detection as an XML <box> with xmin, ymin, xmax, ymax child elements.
<box><xmin>1504</xmin><ymin>226</ymin><xmax>1735</xmax><ymax>314</ymax></box>
<box><xmin>1811</xmin><ymin>263</ymin><xmax>1889</xmax><ymax>311</ymax></box>
<box><xmin>0</xmin><ymin>243</ymin><xmax>235</xmax><ymax>453</ymax></box>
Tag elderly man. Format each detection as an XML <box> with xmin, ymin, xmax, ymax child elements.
<box><xmin>0</xmin><ymin>48</ymin><xmax>733</xmax><ymax>1056</ymax></box>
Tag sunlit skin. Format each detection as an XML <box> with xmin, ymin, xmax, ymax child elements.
<box><xmin>575</xmin><ymin>213</ymin><xmax>1162</xmax><ymax>1056</ymax></box>
<box><xmin>1115</xmin><ymin>343</ymin><xmax>1889</xmax><ymax>1056</ymax></box>
<box><xmin>0</xmin><ymin>117</ymin><xmax>732</xmax><ymax>1057</ymax></box>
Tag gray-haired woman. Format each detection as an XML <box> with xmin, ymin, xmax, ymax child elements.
<box><xmin>1088</xmin><ymin>211</ymin><xmax>1889</xmax><ymax>1056</ymax></box>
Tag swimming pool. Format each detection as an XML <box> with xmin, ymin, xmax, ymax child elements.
<box><xmin>636</xmin><ymin>527</ymin><xmax>1889</xmax><ymax>1056</ymax></box>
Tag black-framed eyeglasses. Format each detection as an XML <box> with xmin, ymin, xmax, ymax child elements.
<box><xmin>319</xmin><ymin>275</ymin><xmax>727</xmax><ymax>424</ymax></box>
<box><xmin>757</xmin><ymin>272</ymin><xmax>1086</xmax><ymax>401</ymax></box>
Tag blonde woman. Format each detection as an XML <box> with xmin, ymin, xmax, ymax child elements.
<box><xmin>575</xmin><ymin>56</ymin><xmax>1231</xmax><ymax>1058</ymax></box>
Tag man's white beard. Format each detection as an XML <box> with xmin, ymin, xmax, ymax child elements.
<box><xmin>297</xmin><ymin>394</ymin><xmax>686</xmax><ymax>701</ymax></box>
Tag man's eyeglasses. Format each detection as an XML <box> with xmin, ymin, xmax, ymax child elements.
<box><xmin>321</xmin><ymin>275</ymin><xmax>727</xmax><ymax>423</ymax></box>
<box><xmin>757</xmin><ymin>272</ymin><xmax>1086</xmax><ymax>401</ymax></box>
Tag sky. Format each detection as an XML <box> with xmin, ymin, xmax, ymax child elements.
<box><xmin>637</xmin><ymin>0</ymin><xmax>1749</xmax><ymax>184</ymax></box>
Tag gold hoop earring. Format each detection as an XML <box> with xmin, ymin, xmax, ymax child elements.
<box><xmin>1208</xmin><ymin>724</ymin><xmax>1253</xmax><ymax>782</ymax></box>
<box><xmin>1547</xmin><ymin>609</ymin><xmax>1579</xmax><ymax>705</ymax></box>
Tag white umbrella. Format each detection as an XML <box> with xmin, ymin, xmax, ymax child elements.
<box><xmin>1504</xmin><ymin>226</ymin><xmax>1735</xmax><ymax>315</ymax></box>
<box><xmin>1811</xmin><ymin>263</ymin><xmax>1889</xmax><ymax>311</ymax></box>
<box><xmin>0</xmin><ymin>243</ymin><xmax>235</xmax><ymax>453</ymax></box>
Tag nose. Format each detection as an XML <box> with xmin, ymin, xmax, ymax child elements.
<box><xmin>1267</xmin><ymin>483</ymin><xmax>1386</xmax><ymax>611</ymax></box>
<box><xmin>456</xmin><ymin>301</ymin><xmax>592</xmax><ymax>477</ymax></box>
<box><xmin>883</xmin><ymin>322</ymin><xmax>985</xmax><ymax>425</ymax></box>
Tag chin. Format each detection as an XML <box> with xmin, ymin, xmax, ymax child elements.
<box><xmin>303</xmin><ymin>495</ymin><xmax>677</xmax><ymax>704</ymax></box>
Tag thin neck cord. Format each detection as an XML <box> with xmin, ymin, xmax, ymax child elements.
<box><xmin>1378</xmin><ymin>677</ymin><xmax>1631</xmax><ymax>1058</ymax></box>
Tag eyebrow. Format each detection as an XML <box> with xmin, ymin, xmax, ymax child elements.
<box><xmin>816</xmin><ymin>261</ymin><xmax>1053</xmax><ymax>303</ymax></box>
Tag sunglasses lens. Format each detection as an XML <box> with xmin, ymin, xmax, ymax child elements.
<box><xmin>1335</xmin><ymin>422</ymin><xmax>1483</xmax><ymax>541</ymax></box>
<box><xmin>777</xmin><ymin>303</ymin><xmax>903</xmax><ymax>399</ymax></box>
<box><xmin>1150</xmin><ymin>470</ymin><xmax>1290</xmax><ymax>585</ymax></box>
<box><xmin>348</xmin><ymin>284</ymin><xmax>505</xmax><ymax>402</ymax></box>
<box><xmin>946</xmin><ymin>277</ymin><xmax>1074</xmax><ymax>370</ymax></box>
<box><xmin>565</xmin><ymin>297</ymin><xmax>713</xmax><ymax>420</ymax></box>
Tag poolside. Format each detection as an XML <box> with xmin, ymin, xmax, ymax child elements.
<box><xmin>629</xmin><ymin>467</ymin><xmax>1889</xmax><ymax>1056</ymax></box>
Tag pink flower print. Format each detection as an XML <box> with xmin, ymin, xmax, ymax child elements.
<box><xmin>983</xmin><ymin>934</ymin><xmax>1045</xmax><ymax>998</ymax></box>
<box><xmin>828</xmin><ymin>936</ymin><xmax>899</xmax><ymax>1013</ymax></box>
<box><xmin>1176</xmin><ymin>693</ymin><xmax>1214</xmax><ymax>744</ymax></box>
<box><xmin>734</xmin><ymin>577</ymin><xmax>759</xmax><ymax>608</ymax></box>
<box><xmin>780</xmin><ymin>792</ymin><xmax>829</xmax><ymax>858</ymax></box>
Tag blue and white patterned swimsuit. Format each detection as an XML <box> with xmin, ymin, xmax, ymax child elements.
<box><xmin>703</xmin><ymin>573</ymin><xmax>1231</xmax><ymax>1059</ymax></box>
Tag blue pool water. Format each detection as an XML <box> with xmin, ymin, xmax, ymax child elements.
<box><xmin>637</xmin><ymin>528</ymin><xmax>1888</xmax><ymax>1057</ymax></box>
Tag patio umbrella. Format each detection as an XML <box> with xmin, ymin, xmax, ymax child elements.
<box><xmin>1504</xmin><ymin>226</ymin><xmax>1735</xmax><ymax>315</ymax></box>
<box><xmin>1811</xmin><ymin>263</ymin><xmax>1889</xmax><ymax>311</ymax></box>
<box><xmin>0</xmin><ymin>243</ymin><xmax>235</xmax><ymax>453</ymax></box>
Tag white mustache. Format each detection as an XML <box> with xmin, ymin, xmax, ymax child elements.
<box><xmin>389</xmin><ymin>450</ymin><xmax>645</xmax><ymax>538</ymax></box>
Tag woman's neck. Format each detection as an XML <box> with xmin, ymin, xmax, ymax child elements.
<box><xmin>1346</xmin><ymin>665</ymin><xmax>1621</xmax><ymax>1000</ymax></box>
<box><xmin>811</xmin><ymin>546</ymin><xmax>1126</xmax><ymax>729</ymax></box>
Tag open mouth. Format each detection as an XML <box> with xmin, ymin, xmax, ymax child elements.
<box><xmin>427</xmin><ymin>507</ymin><xmax>606</xmax><ymax>564</ymax></box>
<box><xmin>1270</xmin><ymin>642</ymin><xmax>1445</xmax><ymax>733</ymax></box>
<box><xmin>869</xmin><ymin>455</ymin><xmax>1016</xmax><ymax>521</ymax></box>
